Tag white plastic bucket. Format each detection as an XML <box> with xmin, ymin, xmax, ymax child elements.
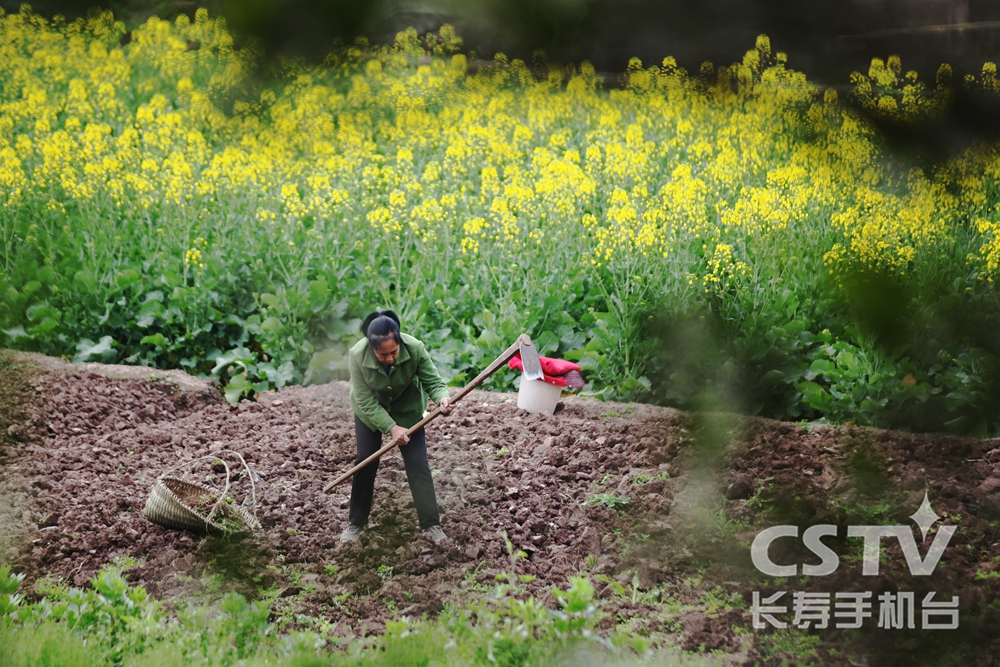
<box><xmin>517</xmin><ymin>378</ymin><xmax>562</xmax><ymax>414</ymax></box>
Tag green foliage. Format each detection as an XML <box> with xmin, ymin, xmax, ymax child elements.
<box><xmin>2</xmin><ymin>561</ymin><xmax>164</xmax><ymax>664</ymax></box>
<box><xmin>746</xmin><ymin>481</ymin><xmax>775</xmax><ymax>513</ymax></box>
<box><xmin>215</xmin><ymin>591</ymin><xmax>274</xmax><ymax>661</ymax></box>
<box><xmin>0</xmin><ymin>565</ymin><xmax>25</xmax><ymax>617</ymax></box>
<box><xmin>582</xmin><ymin>493</ymin><xmax>631</xmax><ymax>512</ymax></box>
<box><xmin>0</xmin><ymin>622</ymin><xmax>92</xmax><ymax>667</ymax></box>
<box><xmin>756</xmin><ymin>627</ymin><xmax>822</xmax><ymax>664</ymax></box>
<box><xmin>700</xmin><ymin>586</ymin><xmax>744</xmax><ymax>616</ymax></box>
<box><xmin>708</xmin><ymin>505</ymin><xmax>751</xmax><ymax>538</ymax></box>
<box><xmin>0</xmin><ymin>546</ymin><xmax>679</xmax><ymax>667</ymax></box>
<box><xmin>444</xmin><ymin>572</ymin><xmax>607</xmax><ymax>667</ymax></box>
<box><xmin>1</xmin><ymin>560</ymin><xmax>303</xmax><ymax>667</ymax></box>
<box><xmin>360</xmin><ymin>617</ymin><xmax>445</xmax><ymax>667</ymax></box>
<box><xmin>835</xmin><ymin>490</ymin><xmax>908</xmax><ymax>525</ymax></box>
<box><xmin>550</xmin><ymin>575</ymin><xmax>599</xmax><ymax>637</ymax></box>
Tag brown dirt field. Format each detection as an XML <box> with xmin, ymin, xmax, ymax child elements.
<box><xmin>2</xmin><ymin>349</ymin><xmax>1000</xmax><ymax>665</ymax></box>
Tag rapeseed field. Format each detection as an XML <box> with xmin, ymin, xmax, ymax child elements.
<box><xmin>2</xmin><ymin>7</ymin><xmax>1000</xmax><ymax>431</ymax></box>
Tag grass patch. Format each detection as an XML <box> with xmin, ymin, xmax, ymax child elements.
<box><xmin>756</xmin><ymin>627</ymin><xmax>823</xmax><ymax>664</ymax></box>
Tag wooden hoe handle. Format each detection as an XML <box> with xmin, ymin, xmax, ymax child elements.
<box><xmin>322</xmin><ymin>335</ymin><xmax>529</xmax><ymax>493</ymax></box>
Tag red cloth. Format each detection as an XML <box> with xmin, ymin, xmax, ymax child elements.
<box><xmin>509</xmin><ymin>352</ymin><xmax>583</xmax><ymax>388</ymax></box>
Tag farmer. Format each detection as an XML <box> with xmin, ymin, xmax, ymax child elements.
<box><xmin>341</xmin><ymin>310</ymin><xmax>453</xmax><ymax>544</ymax></box>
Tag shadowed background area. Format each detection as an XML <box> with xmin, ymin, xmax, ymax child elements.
<box><xmin>4</xmin><ymin>0</ymin><xmax>1000</xmax><ymax>83</ymax></box>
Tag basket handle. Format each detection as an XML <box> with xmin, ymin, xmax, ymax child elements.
<box><xmin>159</xmin><ymin>450</ymin><xmax>259</xmax><ymax>531</ymax></box>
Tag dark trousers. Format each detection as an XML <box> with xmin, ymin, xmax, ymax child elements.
<box><xmin>348</xmin><ymin>415</ymin><xmax>440</xmax><ymax>530</ymax></box>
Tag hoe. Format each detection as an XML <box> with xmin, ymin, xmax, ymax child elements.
<box><xmin>322</xmin><ymin>334</ymin><xmax>543</xmax><ymax>492</ymax></box>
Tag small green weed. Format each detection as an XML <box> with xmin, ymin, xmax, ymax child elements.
<box><xmin>708</xmin><ymin>504</ymin><xmax>751</xmax><ymax>538</ymax></box>
<box><xmin>836</xmin><ymin>490</ymin><xmax>907</xmax><ymax>525</ymax></box>
<box><xmin>631</xmin><ymin>469</ymin><xmax>670</xmax><ymax>485</ymax></box>
<box><xmin>842</xmin><ymin>542</ymin><xmax>890</xmax><ymax>566</ymax></box>
<box><xmin>701</xmin><ymin>586</ymin><xmax>744</xmax><ymax>615</ymax></box>
<box><xmin>582</xmin><ymin>493</ymin><xmax>630</xmax><ymax>512</ymax></box>
<box><xmin>462</xmin><ymin>560</ymin><xmax>492</xmax><ymax>593</ymax></box>
<box><xmin>747</xmin><ymin>481</ymin><xmax>775</xmax><ymax>512</ymax></box>
<box><xmin>594</xmin><ymin>572</ymin><xmax>665</xmax><ymax>605</ymax></box>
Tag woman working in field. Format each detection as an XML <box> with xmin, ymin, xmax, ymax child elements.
<box><xmin>341</xmin><ymin>310</ymin><xmax>453</xmax><ymax>544</ymax></box>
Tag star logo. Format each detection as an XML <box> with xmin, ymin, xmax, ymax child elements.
<box><xmin>910</xmin><ymin>491</ymin><xmax>942</xmax><ymax>542</ymax></box>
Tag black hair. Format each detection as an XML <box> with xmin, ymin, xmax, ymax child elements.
<box><xmin>361</xmin><ymin>310</ymin><xmax>402</xmax><ymax>349</ymax></box>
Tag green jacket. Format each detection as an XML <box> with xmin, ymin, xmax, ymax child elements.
<box><xmin>349</xmin><ymin>332</ymin><xmax>451</xmax><ymax>433</ymax></box>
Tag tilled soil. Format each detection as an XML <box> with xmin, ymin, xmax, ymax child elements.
<box><xmin>3</xmin><ymin>350</ymin><xmax>1000</xmax><ymax>665</ymax></box>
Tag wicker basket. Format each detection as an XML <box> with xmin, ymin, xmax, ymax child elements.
<box><xmin>142</xmin><ymin>451</ymin><xmax>261</xmax><ymax>535</ymax></box>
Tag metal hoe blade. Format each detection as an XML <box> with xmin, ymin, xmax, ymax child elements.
<box><xmin>518</xmin><ymin>336</ymin><xmax>544</xmax><ymax>382</ymax></box>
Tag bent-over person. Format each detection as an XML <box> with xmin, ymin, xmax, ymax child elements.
<box><xmin>342</xmin><ymin>310</ymin><xmax>452</xmax><ymax>544</ymax></box>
